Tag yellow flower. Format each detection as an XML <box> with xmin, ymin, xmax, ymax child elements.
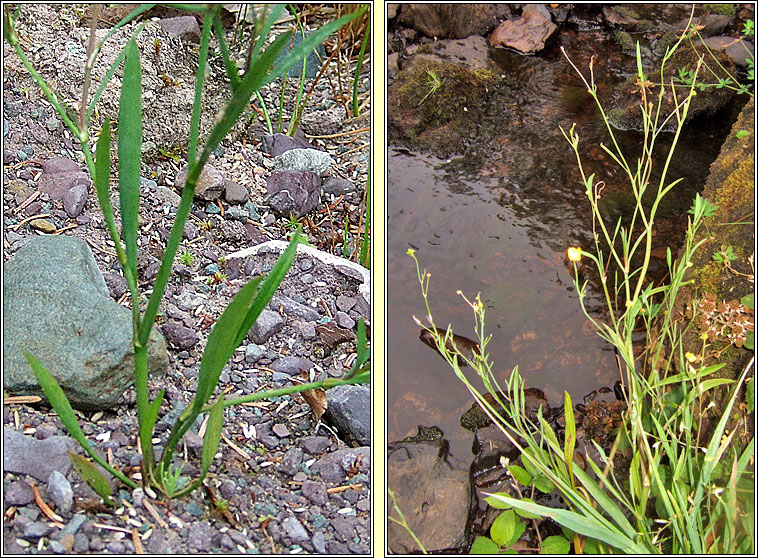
<box><xmin>567</xmin><ymin>247</ymin><xmax>582</xmax><ymax>262</ymax></box>
<box><xmin>407</xmin><ymin>248</ymin><xmax>416</xmax><ymax>256</ymax></box>
<box><xmin>685</xmin><ymin>352</ymin><xmax>698</xmax><ymax>363</ymax></box>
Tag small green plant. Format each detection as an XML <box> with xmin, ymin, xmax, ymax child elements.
<box><xmin>285</xmin><ymin>214</ymin><xmax>301</xmax><ymax>230</ymax></box>
<box><xmin>712</xmin><ymin>244</ymin><xmax>737</xmax><ymax>266</ymax></box>
<box><xmin>419</xmin><ymin>68</ymin><xmax>443</xmax><ymax>106</ymax></box>
<box><xmin>207</xmin><ymin>271</ymin><xmax>229</xmax><ymax>286</ymax></box>
<box><xmin>735</xmin><ymin>129</ymin><xmax>750</xmax><ymax>139</ymax></box>
<box><xmin>6</xmin><ymin>4</ymin><xmax>369</xmax><ymax>503</ymax></box>
<box><xmin>178</xmin><ymin>249</ymin><xmax>195</xmax><ymax>265</ymax></box>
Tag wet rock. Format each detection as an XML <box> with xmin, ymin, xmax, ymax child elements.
<box><xmin>3</xmin><ymin>427</ymin><xmax>78</xmax><ymax>482</ymax></box>
<box><xmin>159</xmin><ymin>15</ymin><xmax>201</xmax><ymax>43</ymax></box>
<box><xmin>3</xmin><ymin>236</ymin><xmax>168</xmax><ymax>410</ymax></box>
<box><xmin>265</xmin><ymin>170</ymin><xmax>321</xmax><ymax>217</ymax></box>
<box><xmin>608</xmin><ymin>44</ymin><xmax>738</xmax><ymax>131</ymax></box>
<box><xmin>490</xmin><ymin>4</ymin><xmax>558</xmax><ymax>54</ymax></box>
<box><xmin>47</xmin><ymin>470</ymin><xmax>74</xmax><ymax>513</ymax></box>
<box><xmin>272</xmin><ymin>148</ymin><xmax>334</xmax><ymax>175</ymax></box>
<box><xmin>672</xmin><ymin>14</ymin><xmax>733</xmax><ymax>38</ymax></box>
<box><xmin>697</xmin><ymin>36</ymin><xmax>755</xmax><ymax>67</ymax></box>
<box><xmin>404</xmin><ymin>35</ymin><xmax>496</xmax><ymax>73</ymax></box>
<box><xmin>62</xmin><ymin>181</ymin><xmax>88</xmax><ymax>217</ymax></box>
<box><xmin>325</xmin><ymin>385</ymin><xmax>370</xmax><ymax>445</ymax></box>
<box><xmin>387</xmin><ymin>428</ymin><xmax>470</xmax><ymax>553</ymax></box>
<box><xmin>395</xmin><ymin>4</ymin><xmax>512</xmax><ymax>39</ymax></box>
<box><xmin>161</xmin><ymin>321</ymin><xmax>200</xmax><ymax>350</ymax></box>
<box><xmin>471</xmin><ymin>425</ymin><xmax>521</xmax><ymax>486</ymax></box>
<box><xmin>258</xmin><ymin>131</ymin><xmax>318</xmax><ymax>157</ymax></box>
<box><xmin>322</xmin><ymin>176</ymin><xmax>357</xmax><ymax>197</ymax></box>
<box><xmin>37</xmin><ymin>157</ymin><xmax>91</xmax><ymax>201</ymax></box>
<box><xmin>223</xmin><ymin>179</ymin><xmax>249</xmax><ymax>204</ymax></box>
<box><xmin>176</xmin><ymin>163</ymin><xmax>225</xmax><ymax>201</ymax></box>
<box><xmin>246</xmin><ymin>309</ymin><xmax>284</xmax><ymax>343</ymax></box>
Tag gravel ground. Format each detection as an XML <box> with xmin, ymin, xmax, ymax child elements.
<box><xmin>3</xmin><ymin>4</ymin><xmax>371</xmax><ymax>555</ymax></box>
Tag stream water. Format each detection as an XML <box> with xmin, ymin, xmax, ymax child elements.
<box><xmin>387</xmin><ymin>29</ymin><xmax>738</xmax><ymax>462</ymax></box>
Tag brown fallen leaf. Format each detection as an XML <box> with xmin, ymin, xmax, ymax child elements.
<box><xmin>300</xmin><ymin>369</ymin><xmax>327</xmax><ymax>420</ymax></box>
<box><xmin>419</xmin><ymin>327</ymin><xmax>480</xmax><ymax>366</ymax></box>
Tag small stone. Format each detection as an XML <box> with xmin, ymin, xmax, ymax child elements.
<box><xmin>336</xmin><ymin>295</ymin><xmax>357</xmax><ymax>312</ymax></box>
<box><xmin>47</xmin><ymin>470</ymin><xmax>73</xmax><ymax>513</ymax></box>
<box><xmin>282</xmin><ymin>517</ymin><xmax>310</xmax><ymax>544</ymax></box>
<box><xmin>299</xmin><ymin>436</ymin><xmax>331</xmax><ymax>455</ymax></box>
<box><xmin>298</xmin><ymin>258</ymin><xmax>314</xmax><ymax>272</ymax></box>
<box><xmin>155</xmin><ymin>185</ymin><xmax>181</xmax><ymax>208</ymax></box>
<box><xmin>24</xmin><ymin>521</ymin><xmax>54</xmax><ymax>539</ymax></box>
<box><xmin>270</xmin><ymin>356</ymin><xmax>314</xmax><ymax>376</ymax></box>
<box><xmin>335</xmin><ymin>311</ymin><xmax>355</xmax><ymax>330</ymax></box>
<box><xmin>159</xmin><ymin>15</ymin><xmax>201</xmax><ymax>43</ymax></box>
<box><xmin>273</xmin><ymin>148</ymin><xmax>334</xmax><ymax>175</ymax></box>
<box><xmin>205</xmin><ymin>263</ymin><xmax>220</xmax><ymax>275</ymax></box>
<box><xmin>224</xmin><ymin>180</ymin><xmax>249</xmax><ymax>204</ymax></box>
<box><xmin>245</xmin><ymin>343</ymin><xmax>265</xmax><ymax>363</ymax></box>
<box><xmin>247</xmin><ymin>309</ymin><xmax>284</xmax><ymax>344</ymax></box>
<box><xmin>161</xmin><ymin>321</ymin><xmax>200</xmax><ymax>350</ymax></box>
<box><xmin>301</xmin><ymin>480</ymin><xmax>328</xmax><ymax>505</ymax></box>
<box><xmin>184</xmin><ymin>501</ymin><xmax>206</xmax><ymax>519</ymax></box>
<box><xmin>102</xmin><ymin>272</ymin><xmax>127</xmax><ymax>300</ymax></box>
<box><xmin>272</xmin><ymin>423</ymin><xmax>290</xmax><ymax>438</ymax></box>
<box><xmin>300</xmin><ymin>273</ymin><xmax>314</xmax><ymax>285</ymax></box>
<box><xmin>4</xmin><ymin>479</ymin><xmax>35</xmax><ymax>506</ymax></box>
<box><xmin>226</xmin><ymin>206</ymin><xmax>249</xmax><ymax>221</ymax></box>
<box><xmin>176</xmin><ymin>164</ymin><xmax>225</xmax><ymax>201</ymax></box>
<box><xmin>29</xmin><ymin>218</ymin><xmax>56</xmax><ymax>233</ymax></box>
<box><xmin>265</xmin><ymin>171</ymin><xmax>321</xmax><ymax>217</ymax></box>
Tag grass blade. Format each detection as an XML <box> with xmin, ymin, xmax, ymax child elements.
<box><xmin>69</xmin><ymin>452</ymin><xmax>114</xmax><ymax>506</ymax></box>
<box><xmin>247</xmin><ymin>4</ymin><xmax>286</xmax><ymax>69</ymax></box>
<box><xmin>359</xmin><ymin>165</ymin><xmax>370</xmax><ymax>268</ymax></box>
<box><xmin>93</xmin><ymin>118</ymin><xmax>125</xmax><ymax>266</ymax></box>
<box><xmin>187</xmin><ymin>10</ymin><xmax>213</xmax><ymax>166</ymax></box>
<box><xmin>232</xmin><ymin>227</ymin><xmax>300</xmax><ymax>347</ymax></box>
<box><xmin>212</xmin><ymin>11</ymin><xmax>240</xmax><ymax>91</ymax></box>
<box><xmin>352</xmin><ymin>18</ymin><xmax>369</xmax><ymax>117</ymax></box>
<box><xmin>201</xmin><ymin>396</ymin><xmax>225</xmax><ymax>475</ymax></box>
<box><xmin>24</xmin><ymin>351</ymin><xmax>136</xmax><ymax>488</ymax></box>
<box><xmin>118</xmin><ymin>39</ymin><xmax>142</xmax><ymax>300</ymax></box>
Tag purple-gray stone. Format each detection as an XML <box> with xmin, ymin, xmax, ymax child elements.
<box><xmin>161</xmin><ymin>321</ymin><xmax>200</xmax><ymax>350</ymax></box>
<box><xmin>62</xmin><ymin>181</ymin><xmax>88</xmax><ymax>218</ymax></box>
<box><xmin>3</xmin><ymin>427</ymin><xmax>77</xmax><ymax>482</ymax></box>
<box><xmin>325</xmin><ymin>385</ymin><xmax>370</xmax><ymax>445</ymax></box>
<box><xmin>246</xmin><ymin>309</ymin><xmax>284</xmax><ymax>344</ymax></box>
<box><xmin>265</xmin><ymin>170</ymin><xmax>321</xmax><ymax>217</ymax></box>
<box><xmin>159</xmin><ymin>16</ymin><xmax>201</xmax><ymax>43</ymax></box>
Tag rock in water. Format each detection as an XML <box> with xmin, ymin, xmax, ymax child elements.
<box><xmin>3</xmin><ymin>236</ymin><xmax>168</xmax><ymax>410</ymax></box>
<box><xmin>489</xmin><ymin>4</ymin><xmax>558</xmax><ymax>54</ymax></box>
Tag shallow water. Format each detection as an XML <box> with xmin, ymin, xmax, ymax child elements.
<box><xmin>387</xmin><ymin>30</ymin><xmax>736</xmax><ymax>461</ymax></box>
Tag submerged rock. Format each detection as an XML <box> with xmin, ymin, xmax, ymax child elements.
<box><xmin>388</xmin><ymin>427</ymin><xmax>471</xmax><ymax>553</ymax></box>
<box><xmin>3</xmin><ymin>236</ymin><xmax>168</xmax><ymax>410</ymax></box>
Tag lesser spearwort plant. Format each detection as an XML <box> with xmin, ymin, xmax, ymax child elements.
<box><xmin>408</xmin><ymin>20</ymin><xmax>753</xmax><ymax>556</ymax></box>
<box><xmin>5</xmin><ymin>4</ymin><xmax>369</xmax><ymax>502</ymax></box>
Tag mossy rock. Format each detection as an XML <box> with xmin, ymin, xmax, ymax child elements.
<box><xmin>674</xmin><ymin>96</ymin><xmax>753</xmax><ymax>439</ymax></box>
<box><xmin>608</xmin><ymin>44</ymin><xmax>739</xmax><ymax>131</ymax></box>
<box><xmin>613</xmin><ymin>30</ymin><xmax>637</xmax><ymax>56</ymax></box>
<box><xmin>701</xmin><ymin>4</ymin><xmax>737</xmax><ymax>16</ymax></box>
<box><xmin>388</xmin><ymin>58</ymin><xmax>497</xmax><ymax>155</ymax></box>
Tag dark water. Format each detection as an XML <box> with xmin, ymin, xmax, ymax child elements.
<box><xmin>387</xmin><ymin>30</ymin><xmax>736</xmax><ymax>461</ymax></box>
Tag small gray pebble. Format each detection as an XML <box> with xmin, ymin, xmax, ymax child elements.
<box><xmin>299</xmin><ymin>258</ymin><xmax>314</xmax><ymax>272</ymax></box>
<box><xmin>47</xmin><ymin>470</ymin><xmax>73</xmax><ymax>513</ymax></box>
<box><xmin>300</xmin><ymin>273</ymin><xmax>314</xmax><ymax>285</ymax></box>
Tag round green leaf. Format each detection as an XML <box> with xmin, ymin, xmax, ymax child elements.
<box><xmin>541</xmin><ymin>535</ymin><xmax>570</xmax><ymax>554</ymax></box>
<box><xmin>513</xmin><ymin>498</ymin><xmax>541</xmax><ymax>519</ymax></box>
<box><xmin>508</xmin><ymin>464</ymin><xmax>532</xmax><ymax>486</ymax></box>
<box><xmin>485</xmin><ymin>492</ymin><xmax>514</xmax><ymax>510</ymax></box>
<box><xmin>470</xmin><ymin>536</ymin><xmax>500</xmax><ymax>554</ymax></box>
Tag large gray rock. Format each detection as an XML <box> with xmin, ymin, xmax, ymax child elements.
<box><xmin>3</xmin><ymin>236</ymin><xmax>168</xmax><ymax>410</ymax></box>
<box><xmin>325</xmin><ymin>385</ymin><xmax>370</xmax><ymax>445</ymax></box>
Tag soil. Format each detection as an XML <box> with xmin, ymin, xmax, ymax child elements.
<box><xmin>3</xmin><ymin>4</ymin><xmax>371</xmax><ymax>555</ymax></box>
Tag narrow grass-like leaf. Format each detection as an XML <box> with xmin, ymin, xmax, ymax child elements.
<box><xmin>187</xmin><ymin>11</ymin><xmax>213</xmax><ymax>166</ymax></box>
<box><xmin>69</xmin><ymin>452</ymin><xmax>114</xmax><ymax>505</ymax></box>
<box><xmin>118</xmin><ymin>39</ymin><xmax>142</xmax><ymax>292</ymax></box>
<box><xmin>352</xmin><ymin>19</ymin><xmax>369</xmax><ymax>117</ymax></box>
<box><xmin>198</xmin><ymin>31</ymin><xmax>291</xmax><ymax>166</ymax></box>
<box><xmin>247</xmin><ymin>4</ymin><xmax>286</xmax><ymax>70</ymax></box>
<box><xmin>263</xmin><ymin>9</ymin><xmax>366</xmax><ymax>88</ymax></box>
<box><xmin>201</xmin><ymin>396</ymin><xmax>225</xmax><ymax>474</ymax></box>
<box><xmin>563</xmin><ymin>391</ymin><xmax>576</xmax><ymax>487</ymax></box>
<box><xmin>232</xmin><ymin>228</ymin><xmax>300</xmax><ymax>347</ymax></box>
<box><xmin>93</xmin><ymin>118</ymin><xmax>124</xmax><ymax>264</ymax></box>
<box><xmin>212</xmin><ymin>11</ymin><xmax>240</xmax><ymax>91</ymax></box>
<box><xmin>197</xmin><ymin>276</ymin><xmax>264</xmax><ymax>411</ymax></box>
<box><xmin>142</xmin><ymin>389</ymin><xmax>165</xmax><ymax>441</ymax></box>
<box><xmin>359</xmin><ymin>169</ymin><xmax>370</xmax><ymax>268</ymax></box>
<box><xmin>24</xmin><ymin>351</ymin><xmax>136</xmax><ymax>488</ymax></box>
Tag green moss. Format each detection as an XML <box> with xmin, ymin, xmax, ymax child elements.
<box><xmin>613</xmin><ymin>30</ymin><xmax>636</xmax><ymax>56</ymax></box>
<box><xmin>613</xmin><ymin>6</ymin><xmax>640</xmax><ymax>19</ymax></box>
<box><xmin>702</xmin><ymin>4</ymin><xmax>737</xmax><ymax>16</ymax></box>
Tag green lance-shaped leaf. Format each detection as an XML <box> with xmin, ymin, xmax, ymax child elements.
<box><xmin>24</xmin><ymin>351</ymin><xmax>136</xmax><ymax>489</ymax></box>
<box><xmin>246</xmin><ymin>4</ymin><xmax>286</xmax><ymax>72</ymax></box>
<box><xmin>118</xmin><ymin>38</ymin><xmax>142</xmax><ymax>292</ymax></box>
<box><xmin>563</xmin><ymin>391</ymin><xmax>576</xmax><ymax>487</ymax></box>
<box><xmin>68</xmin><ymin>452</ymin><xmax>114</xmax><ymax>506</ymax></box>
<box><xmin>201</xmin><ymin>396</ymin><xmax>225</xmax><ymax>475</ymax></box>
<box><xmin>93</xmin><ymin>118</ymin><xmax>125</xmax><ymax>267</ymax></box>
